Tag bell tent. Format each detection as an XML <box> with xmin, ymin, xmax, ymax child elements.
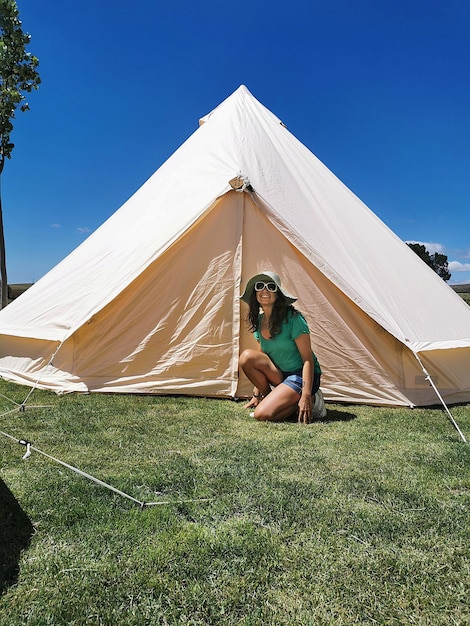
<box><xmin>1</xmin><ymin>85</ymin><xmax>469</xmax><ymax>408</ymax></box>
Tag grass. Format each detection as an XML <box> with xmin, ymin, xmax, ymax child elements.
<box><xmin>451</xmin><ymin>284</ymin><xmax>470</xmax><ymax>305</ymax></box>
<box><xmin>0</xmin><ymin>379</ymin><xmax>469</xmax><ymax>625</ymax></box>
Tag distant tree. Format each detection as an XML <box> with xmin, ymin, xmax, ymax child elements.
<box><xmin>431</xmin><ymin>252</ymin><xmax>452</xmax><ymax>282</ymax></box>
<box><xmin>0</xmin><ymin>0</ymin><xmax>40</xmax><ymax>308</ymax></box>
<box><xmin>407</xmin><ymin>243</ymin><xmax>451</xmax><ymax>282</ymax></box>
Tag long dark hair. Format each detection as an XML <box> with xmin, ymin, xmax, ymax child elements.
<box><xmin>246</xmin><ymin>289</ymin><xmax>298</xmax><ymax>337</ymax></box>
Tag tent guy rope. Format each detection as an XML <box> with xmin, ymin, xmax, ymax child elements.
<box><xmin>0</xmin><ymin>415</ymin><xmax>211</xmax><ymax>508</ymax></box>
<box><xmin>0</xmin><ymin>377</ymin><xmax>212</xmax><ymax>508</ymax></box>
<box><xmin>413</xmin><ymin>352</ymin><xmax>467</xmax><ymax>443</ymax></box>
<box><xmin>0</xmin><ymin>341</ymin><xmax>213</xmax><ymax>507</ymax></box>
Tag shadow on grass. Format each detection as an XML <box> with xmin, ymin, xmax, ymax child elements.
<box><xmin>322</xmin><ymin>407</ymin><xmax>358</xmax><ymax>423</ymax></box>
<box><xmin>284</xmin><ymin>407</ymin><xmax>358</xmax><ymax>424</ymax></box>
<box><xmin>0</xmin><ymin>479</ymin><xmax>34</xmax><ymax>594</ymax></box>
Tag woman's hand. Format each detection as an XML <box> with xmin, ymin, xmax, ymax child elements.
<box><xmin>243</xmin><ymin>390</ymin><xmax>263</xmax><ymax>409</ymax></box>
<box><xmin>298</xmin><ymin>393</ymin><xmax>313</xmax><ymax>424</ymax></box>
<box><xmin>243</xmin><ymin>396</ymin><xmax>259</xmax><ymax>409</ymax></box>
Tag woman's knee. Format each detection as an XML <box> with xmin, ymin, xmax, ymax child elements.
<box><xmin>239</xmin><ymin>349</ymin><xmax>259</xmax><ymax>370</ymax></box>
<box><xmin>253</xmin><ymin>399</ymin><xmax>281</xmax><ymax>421</ymax></box>
<box><xmin>253</xmin><ymin>405</ymin><xmax>271</xmax><ymax>421</ymax></box>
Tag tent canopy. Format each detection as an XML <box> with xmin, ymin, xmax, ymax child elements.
<box><xmin>1</xmin><ymin>85</ymin><xmax>469</xmax><ymax>406</ymax></box>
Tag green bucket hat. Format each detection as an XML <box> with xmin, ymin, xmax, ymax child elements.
<box><xmin>240</xmin><ymin>271</ymin><xmax>297</xmax><ymax>304</ymax></box>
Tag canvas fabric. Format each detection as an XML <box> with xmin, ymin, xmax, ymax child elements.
<box><xmin>0</xmin><ymin>86</ymin><xmax>469</xmax><ymax>406</ymax></box>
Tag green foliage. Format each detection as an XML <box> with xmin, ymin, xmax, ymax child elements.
<box><xmin>407</xmin><ymin>242</ymin><xmax>451</xmax><ymax>282</ymax></box>
<box><xmin>0</xmin><ymin>0</ymin><xmax>40</xmax><ymax>308</ymax></box>
<box><xmin>0</xmin><ymin>0</ymin><xmax>40</xmax><ymax>170</ymax></box>
<box><xmin>0</xmin><ymin>380</ymin><xmax>469</xmax><ymax>625</ymax></box>
<box><xmin>451</xmin><ymin>285</ymin><xmax>470</xmax><ymax>305</ymax></box>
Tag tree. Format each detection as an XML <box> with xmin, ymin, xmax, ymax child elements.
<box><xmin>407</xmin><ymin>243</ymin><xmax>451</xmax><ymax>282</ymax></box>
<box><xmin>0</xmin><ymin>0</ymin><xmax>40</xmax><ymax>308</ymax></box>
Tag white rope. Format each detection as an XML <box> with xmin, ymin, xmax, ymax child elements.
<box><xmin>413</xmin><ymin>352</ymin><xmax>467</xmax><ymax>443</ymax></box>
<box><xmin>1</xmin><ymin>342</ymin><xmax>213</xmax><ymax>507</ymax></box>
<box><xmin>20</xmin><ymin>339</ymin><xmax>65</xmax><ymax>408</ymax></box>
<box><xmin>0</xmin><ymin>340</ymin><xmax>63</xmax><ymax>411</ymax></box>
<box><xmin>0</xmin><ymin>390</ymin><xmax>23</xmax><ymax>406</ymax></box>
<box><xmin>22</xmin><ymin>441</ymin><xmax>32</xmax><ymax>459</ymax></box>
<box><xmin>0</xmin><ymin>428</ymin><xmax>211</xmax><ymax>508</ymax></box>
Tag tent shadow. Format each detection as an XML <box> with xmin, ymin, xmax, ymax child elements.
<box><xmin>0</xmin><ymin>479</ymin><xmax>34</xmax><ymax>594</ymax></box>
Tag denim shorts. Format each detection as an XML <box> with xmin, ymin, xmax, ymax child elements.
<box><xmin>281</xmin><ymin>371</ymin><xmax>321</xmax><ymax>395</ymax></box>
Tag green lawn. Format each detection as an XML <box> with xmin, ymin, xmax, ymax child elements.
<box><xmin>1</xmin><ymin>380</ymin><xmax>469</xmax><ymax>625</ymax></box>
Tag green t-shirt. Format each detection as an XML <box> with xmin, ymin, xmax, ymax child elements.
<box><xmin>254</xmin><ymin>310</ymin><xmax>321</xmax><ymax>375</ymax></box>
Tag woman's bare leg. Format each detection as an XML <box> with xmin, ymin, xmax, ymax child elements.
<box><xmin>253</xmin><ymin>383</ymin><xmax>300</xmax><ymax>422</ymax></box>
<box><xmin>239</xmin><ymin>350</ymin><xmax>302</xmax><ymax>421</ymax></box>
<box><xmin>239</xmin><ymin>349</ymin><xmax>283</xmax><ymax>396</ymax></box>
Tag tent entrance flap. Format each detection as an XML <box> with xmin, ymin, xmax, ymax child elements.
<box><xmin>238</xmin><ymin>198</ymin><xmax>412</xmax><ymax>406</ymax></box>
<box><xmin>48</xmin><ymin>192</ymin><xmax>245</xmax><ymax>396</ymax></box>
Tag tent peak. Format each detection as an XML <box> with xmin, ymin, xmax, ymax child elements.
<box><xmin>198</xmin><ymin>85</ymin><xmax>255</xmax><ymax>126</ymax></box>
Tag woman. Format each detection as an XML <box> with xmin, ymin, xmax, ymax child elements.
<box><xmin>239</xmin><ymin>271</ymin><xmax>326</xmax><ymax>424</ymax></box>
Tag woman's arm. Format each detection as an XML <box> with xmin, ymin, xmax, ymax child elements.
<box><xmin>294</xmin><ymin>333</ymin><xmax>315</xmax><ymax>424</ymax></box>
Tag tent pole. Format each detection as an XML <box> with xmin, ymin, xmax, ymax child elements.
<box><xmin>413</xmin><ymin>352</ymin><xmax>467</xmax><ymax>443</ymax></box>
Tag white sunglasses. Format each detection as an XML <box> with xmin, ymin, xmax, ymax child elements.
<box><xmin>254</xmin><ymin>281</ymin><xmax>278</xmax><ymax>292</ymax></box>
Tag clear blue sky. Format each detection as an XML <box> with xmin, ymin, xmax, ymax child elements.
<box><xmin>4</xmin><ymin>0</ymin><xmax>470</xmax><ymax>284</ymax></box>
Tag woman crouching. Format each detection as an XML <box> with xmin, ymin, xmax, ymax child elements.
<box><xmin>239</xmin><ymin>271</ymin><xmax>326</xmax><ymax>424</ymax></box>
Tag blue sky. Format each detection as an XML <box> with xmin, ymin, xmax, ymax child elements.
<box><xmin>4</xmin><ymin>0</ymin><xmax>470</xmax><ymax>284</ymax></box>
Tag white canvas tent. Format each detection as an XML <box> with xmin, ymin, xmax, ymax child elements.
<box><xmin>1</xmin><ymin>85</ymin><xmax>470</xmax><ymax>407</ymax></box>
